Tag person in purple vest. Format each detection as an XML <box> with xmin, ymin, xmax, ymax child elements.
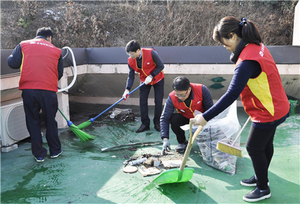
<box><xmin>160</xmin><ymin>76</ymin><xmax>213</xmax><ymax>154</ymax></box>
<box><xmin>7</xmin><ymin>27</ymin><xmax>64</xmax><ymax>163</ymax></box>
<box><xmin>122</xmin><ymin>40</ymin><xmax>165</xmax><ymax>133</ymax></box>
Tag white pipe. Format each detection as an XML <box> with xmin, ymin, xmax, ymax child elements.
<box><xmin>57</xmin><ymin>46</ymin><xmax>77</xmax><ymax>93</ymax></box>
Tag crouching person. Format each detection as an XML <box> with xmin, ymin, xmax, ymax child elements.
<box><xmin>160</xmin><ymin>76</ymin><xmax>213</xmax><ymax>154</ymax></box>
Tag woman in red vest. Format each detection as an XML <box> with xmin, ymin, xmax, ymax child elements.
<box><xmin>194</xmin><ymin>17</ymin><xmax>290</xmax><ymax>202</ymax></box>
<box><xmin>122</xmin><ymin>40</ymin><xmax>164</xmax><ymax>133</ymax></box>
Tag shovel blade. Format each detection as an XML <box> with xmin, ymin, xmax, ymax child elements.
<box><xmin>152</xmin><ymin>168</ymin><xmax>194</xmax><ymax>185</ymax></box>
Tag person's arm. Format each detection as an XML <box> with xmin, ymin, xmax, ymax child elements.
<box><xmin>7</xmin><ymin>44</ymin><xmax>22</xmax><ymax>69</ymax></box>
<box><xmin>125</xmin><ymin>65</ymin><xmax>135</xmax><ymax>90</ymax></box>
<box><xmin>160</xmin><ymin>96</ymin><xmax>175</xmax><ymax>140</ymax></box>
<box><xmin>203</xmin><ymin>60</ymin><xmax>261</xmax><ymax>121</ymax></box>
<box><xmin>57</xmin><ymin>54</ymin><xmax>64</xmax><ymax>80</ymax></box>
<box><xmin>150</xmin><ymin>50</ymin><xmax>164</xmax><ymax>77</ymax></box>
<box><xmin>201</xmin><ymin>85</ymin><xmax>214</xmax><ymax>111</ymax></box>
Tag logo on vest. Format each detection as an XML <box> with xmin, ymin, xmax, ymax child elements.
<box><xmin>147</xmin><ymin>62</ymin><xmax>150</xmax><ymax>65</ymax></box>
<box><xmin>259</xmin><ymin>44</ymin><xmax>265</xmax><ymax>57</ymax></box>
<box><xmin>197</xmin><ymin>101</ymin><xmax>201</xmax><ymax>104</ymax></box>
<box><xmin>180</xmin><ymin>109</ymin><xmax>185</xmax><ymax>113</ymax></box>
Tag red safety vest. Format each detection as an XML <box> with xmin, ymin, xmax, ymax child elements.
<box><xmin>237</xmin><ymin>43</ymin><xmax>290</xmax><ymax>123</ymax></box>
<box><xmin>170</xmin><ymin>84</ymin><xmax>204</xmax><ymax>119</ymax></box>
<box><xmin>128</xmin><ymin>48</ymin><xmax>164</xmax><ymax>85</ymax></box>
<box><xmin>19</xmin><ymin>38</ymin><xmax>61</xmax><ymax>92</ymax></box>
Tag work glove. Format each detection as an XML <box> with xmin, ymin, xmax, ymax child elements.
<box><xmin>122</xmin><ymin>89</ymin><xmax>130</xmax><ymax>100</ymax></box>
<box><xmin>144</xmin><ymin>75</ymin><xmax>153</xmax><ymax>85</ymax></box>
<box><xmin>161</xmin><ymin>139</ymin><xmax>171</xmax><ymax>155</ymax></box>
<box><xmin>194</xmin><ymin>114</ymin><xmax>207</xmax><ymax>126</ymax></box>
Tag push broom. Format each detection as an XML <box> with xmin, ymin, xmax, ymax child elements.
<box><xmin>77</xmin><ymin>83</ymin><xmax>145</xmax><ymax>129</ymax></box>
<box><xmin>58</xmin><ymin>108</ymin><xmax>94</xmax><ymax>142</ymax></box>
<box><xmin>216</xmin><ymin>116</ymin><xmax>251</xmax><ymax>157</ymax></box>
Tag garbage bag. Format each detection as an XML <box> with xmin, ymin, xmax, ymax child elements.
<box><xmin>196</xmin><ymin>101</ymin><xmax>240</xmax><ymax>175</ymax></box>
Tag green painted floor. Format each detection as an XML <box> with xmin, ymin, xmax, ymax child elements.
<box><xmin>1</xmin><ymin>103</ymin><xmax>299</xmax><ymax>204</ymax></box>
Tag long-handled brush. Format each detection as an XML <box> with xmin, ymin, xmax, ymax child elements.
<box><xmin>216</xmin><ymin>116</ymin><xmax>251</xmax><ymax>157</ymax></box>
<box><xmin>77</xmin><ymin>83</ymin><xmax>145</xmax><ymax>129</ymax></box>
<box><xmin>58</xmin><ymin>108</ymin><xmax>94</xmax><ymax>142</ymax></box>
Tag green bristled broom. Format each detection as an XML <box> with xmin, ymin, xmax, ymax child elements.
<box><xmin>216</xmin><ymin>116</ymin><xmax>251</xmax><ymax>157</ymax></box>
<box><xmin>58</xmin><ymin>108</ymin><xmax>94</xmax><ymax>142</ymax></box>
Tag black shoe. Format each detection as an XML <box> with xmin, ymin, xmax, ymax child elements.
<box><xmin>240</xmin><ymin>175</ymin><xmax>257</xmax><ymax>187</ymax></box>
<box><xmin>243</xmin><ymin>187</ymin><xmax>271</xmax><ymax>202</ymax></box>
<box><xmin>241</xmin><ymin>175</ymin><xmax>269</xmax><ymax>187</ymax></box>
<box><xmin>136</xmin><ymin>124</ymin><xmax>150</xmax><ymax>133</ymax></box>
<box><xmin>154</xmin><ymin>123</ymin><xmax>160</xmax><ymax>132</ymax></box>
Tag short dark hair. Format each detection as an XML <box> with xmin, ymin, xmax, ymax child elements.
<box><xmin>213</xmin><ymin>16</ymin><xmax>262</xmax><ymax>46</ymax></box>
<box><xmin>172</xmin><ymin>76</ymin><xmax>190</xmax><ymax>91</ymax></box>
<box><xmin>125</xmin><ymin>40</ymin><xmax>140</xmax><ymax>53</ymax></box>
<box><xmin>36</xmin><ymin>27</ymin><xmax>53</xmax><ymax>38</ymax></box>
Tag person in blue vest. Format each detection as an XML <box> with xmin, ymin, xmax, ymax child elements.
<box><xmin>122</xmin><ymin>40</ymin><xmax>164</xmax><ymax>133</ymax></box>
<box><xmin>160</xmin><ymin>76</ymin><xmax>213</xmax><ymax>154</ymax></box>
<box><xmin>194</xmin><ymin>17</ymin><xmax>290</xmax><ymax>202</ymax></box>
<box><xmin>7</xmin><ymin>27</ymin><xmax>64</xmax><ymax>163</ymax></box>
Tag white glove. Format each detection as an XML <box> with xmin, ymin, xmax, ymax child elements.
<box><xmin>122</xmin><ymin>89</ymin><xmax>130</xmax><ymax>100</ymax></box>
<box><xmin>144</xmin><ymin>75</ymin><xmax>153</xmax><ymax>85</ymax></box>
<box><xmin>194</xmin><ymin>114</ymin><xmax>207</xmax><ymax>126</ymax></box>
<box><xmin>161</xmin><ymin>139</ymin><xmax>171</xmax><ymax>155</ymax></box>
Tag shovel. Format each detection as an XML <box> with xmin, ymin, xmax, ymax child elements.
<box><xmin>152</xmin><ymin>119</ymin><xmax>203</xmax><ymax>185</ymax></box>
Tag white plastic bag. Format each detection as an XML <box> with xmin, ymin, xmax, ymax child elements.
<box><xmin>195</xmin><ymin>101</ymin><xmax>241</xmax><ymax>175</ymax></box>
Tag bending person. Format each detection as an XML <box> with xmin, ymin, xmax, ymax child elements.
<box><xmin>122</xmin><ymin>40</ymin><xmax>165</xmax><ymax>133</ymax></box>
<box><xmin>160</xmin><ymin>76</ymin><xmax>213</xmax><ymax>154</ymax></box>
<box><xmin>194</xmin><ymin>17</ymin><xmax>290</xmax><ymax>202</ymax></box>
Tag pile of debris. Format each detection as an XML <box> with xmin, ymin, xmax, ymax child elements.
<box><xmin>108</xmin><ymin>108</ymin><xmax>136</xmax><ymax>122</ymax></box>
<box><xmin>122</xmin><ymin>151</ymin><xmax>185</xmax><ymax>177</ymax></box>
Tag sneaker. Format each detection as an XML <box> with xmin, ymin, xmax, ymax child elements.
<box><xmin>240</xmin><ymin>175</ymin><xmax>257</xmax><ymax>187</ymax></box>
<box><xmin>175</xmin><ymin>141</ymin><xmax>188</xmax><ymax>153</ymax></box>
<box><xmin>34</xmin><ymin>157</ymin><xmax>45</xmax><ymax>163</ymax></box>
<box><xmin>51</xmin><ymin>150</ymin><xmax>63</xmax><ymax>158</ymax></box>
<box><xmin>241</xmin><ymin>175</ymin><xmax>269</xmax><ymax>187</ymax></box>
<box><xmin>243</xmin><ymin>187</ymin><xmax>271</xmax><ymax>202</ymax></box>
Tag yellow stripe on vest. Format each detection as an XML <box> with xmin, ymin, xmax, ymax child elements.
<box><xmin>247</xmin><ymin>71</ymin><xmax>274</xmax><ymax>116</ymax></box>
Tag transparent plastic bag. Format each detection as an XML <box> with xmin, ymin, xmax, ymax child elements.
<box><xmin>195</xmin><ymin>101</ymin><xmax>240</xmax><ymax>175</ymax></box>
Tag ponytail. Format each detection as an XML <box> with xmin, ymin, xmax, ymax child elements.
<box><xmin>213</xmin><ymin>16</ymin><xmax>262</xmax><ymax>46</ymax></box>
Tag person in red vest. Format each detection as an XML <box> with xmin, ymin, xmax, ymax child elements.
<box><xmin>122</xmin><ymin>40</ymin><xmax>164</xmax><ymax>133</ymax></box>
<box><xmin>7</xmin><ymin>27</ymin><xmax>64</xmax><ymax>163</ymax></box>
<box><xmin>160</xmin><ymin>76</ymin><xmax>213</xmax><ymax>153</ymax></box>
<box><xmin>194</xmin><ymin>17</ymin><xmax>290</xmax><ymax>202</ymax></box>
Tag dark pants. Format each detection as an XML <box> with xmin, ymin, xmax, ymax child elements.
<box><xmin>139</xmin><ymin>79</ymin><xmax>164</xmax><ymax>126</ymax></box>
<box><xmin>246</xmin><ymin>126</ymin><xmax>276</xmax><ymax>190</ymax></box>
<box><xmin>170</xmin><ymin>113</ymin><xmax>189</xmax><ymax>144</ymax></box>
<box><xmin>22</xmin><ymin>89</ymin><xmax>61</xmax><ymax>158</ymax></box>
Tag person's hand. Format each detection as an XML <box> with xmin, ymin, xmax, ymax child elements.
<box><xmin>194</xmin><ymin>114</ymin><xmax>207</xmax><ymax>126</ymax></box>
<box><xmin>144</xmin><ymin>75</ymin><xmax>153</xmax><ymax>85</ymax></box>
<box><xmin>161</xmin><ymin>139</ymin><xmax>171</xmax><ymax>155</ymax></box>
<box><xmin>122</xmin><ymin>89</ymin><xmax>130</xmax><ymax>100</ymax></box>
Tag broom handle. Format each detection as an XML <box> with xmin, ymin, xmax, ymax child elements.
<box><xmin>232</xmin><ymin>116</ymin><xmax>251</xmax><ymax>145</ymax></box>
<box><xmin>180</xmin><ymin>121</ymin><xmax>203</xmax><ymax>172</ymax></box>
<box><xmin>58</xmin><ymin>107</ymin><xmax>69</xmax><ymax>121</ymax></box>
<box><xmin>91</xmin><ymin>83</ymin><xmax>145</xmax><ymax>121</ymax></box>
